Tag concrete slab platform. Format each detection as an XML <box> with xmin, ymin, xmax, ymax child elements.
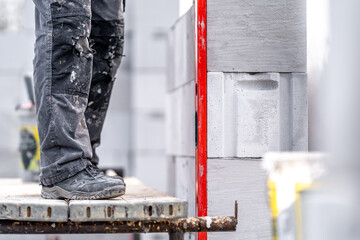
<box><xmin>0</xmin><ymin>179</ymin><xmax>68</xmax><ymax>222</ymax></box>
<box><xmin>69</xmin><ymin>178</ymin><xmax>187</xmax><ymax>222</ymax></box>
<box><xmin>0</xmin><ymin>178</ymin><xmax>188</xmax><ymax>223</ymax></box>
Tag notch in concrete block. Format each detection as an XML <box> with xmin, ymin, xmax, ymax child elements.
<box><xmin>208</xmin><ymin>72</ymin><xmax>308</xmax><ymax>158</ymax></box>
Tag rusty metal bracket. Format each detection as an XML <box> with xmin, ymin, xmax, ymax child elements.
<box><xmin>0</xmin><ymin>201</ymin><xmax>238</xmax><ymax>237</ymax></box>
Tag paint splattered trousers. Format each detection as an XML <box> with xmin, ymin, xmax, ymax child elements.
<box><xmin>32</xmin><ymin>0</ymin><xmax>125</xmax><ymax>186</ymax></box>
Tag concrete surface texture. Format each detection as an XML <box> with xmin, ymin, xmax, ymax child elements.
<box><xmin>207</xmin><ymin>72</ymin><xmax>308</xmax><ymax>158</ymax></box>
<box><xmin>167</xmin><ymin>1</ymin><xmax>307</xmax><ymax>240</ymax></box>
<box><xmin>167</xmin><ymin>6</ymin><xmax>196</xmax><ymax>240</ymax></box>
<box><xmin>206</xmin><ymin>1</ymin><xmax>307</xmax><ymax>239</ymax></box>
<box><xmin>0</xmin><ymin>178</ymin><xmax>187</xmax><ymax>222</ymax></box>
<box><xmin>207</xmin><ymin>0</ymin><xmax>306</xmax><ymax>72</ymax></box>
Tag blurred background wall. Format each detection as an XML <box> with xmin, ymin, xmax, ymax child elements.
<box><xmin>0</xmin><ymin>0</ymin><xmax>182</xmax><ymax>240</ymax></box>
<box><xmin>0</xmin><ymin>0</ymin><xmax>34</xmax><ymax>178</ymax></box>
<box><xmin>0</xmin><ymin>0</ymin><xmax>181</xmax><ymax>188</ymax></box>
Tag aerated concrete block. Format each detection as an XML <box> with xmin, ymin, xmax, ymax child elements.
<box><xmin>208</xmin><ymin>158</ymin><xmax>271</xmax><ymax>240</ymax></box>
<box><xmin>173</xmin><ymin>157</ymin><xmax>196</xmax><ymax>218</ymax></box>
<box><xmin>166</xmin><ymin>80</ymin><xmax>195</xmax><ymax>157</ymax></box>
<box><xmin>207</xmin><ymin>0</ymin><xmax>306</xmax><ymax>72</ymax></box>
<box><xmin>169</xmin><ymin>156</ymin><xmax>196</xmax><ymax>240</ymax></box>
<box><xmin>167</xmin><ymin>158</ymin><xmax>196</xmax><ymax>217</ymax></box>
<box><xmin>167</xmin><ymin>6</ymin><xmax>195</xmax><ymax>91</ymax></box>
<box><xmin>166</xmin><ymin>7</ymin><xmax>195</xmax><ymax>157</ymax></box>
<box><xmin>208</xmin><ymin>72</ymin><xmax>308</xmax><ymax>158</ymax></box>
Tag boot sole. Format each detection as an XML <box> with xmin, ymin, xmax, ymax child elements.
<box><xmin>41</xmin><ymin>185</ymin><xmax>126</xmax><ymax>200</ymax></box>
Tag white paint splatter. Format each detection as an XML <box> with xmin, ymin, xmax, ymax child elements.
<box><xmin>70</xmin><ymin>71</ymin><xmax>76</xmax><ymax>83</ymax></box>
<box><xmin>201</xmin><ymin>21</ymin><xmax>205</xmax><ymax>30</ymax></box>
<box><xmin>205</xmin><ymin>216</ymin><xmax>212</xmax><ymax>228</ymax></box>
<box><xmin>200</xmin><ymin>164</ymin><xmax>204</xmax><ymax>177</ymax></box>
<box><xmin>97</xmin><ymin>88</ymin><xmax>102</xmax><ymax>94</ymax></box>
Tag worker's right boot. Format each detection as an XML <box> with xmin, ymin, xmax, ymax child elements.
<box><xmin>41</xmin><ymin>165</ymin><xmax>126</xmax><ymax>200</ymax></box>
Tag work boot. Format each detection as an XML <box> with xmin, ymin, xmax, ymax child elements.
<box><xmin>41</xmin><ymin>165</ymin><xmax>126</xmax><ymax>200</ymax></box>
<box><xmin>92</xmin><ymin>164</ymin><xmax>124</xmax><ymax>180</ymax></box>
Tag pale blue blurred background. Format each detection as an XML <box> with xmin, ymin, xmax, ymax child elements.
<box><xmin>0</xmin><ymin>0</ymin><xmax>191</xmax><ymax>239</ymax></box>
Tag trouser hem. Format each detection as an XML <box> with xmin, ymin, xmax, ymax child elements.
<box><xmin>40</xmin><ymin>159</ymin><xmax>91</xmax><ymax>186</ymax></box>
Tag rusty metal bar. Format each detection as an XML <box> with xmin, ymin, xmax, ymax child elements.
<box><xmin>0</xmin><ymin>201</ymin><xmax>238</xmax><ymax>234</ymax></box>
<box><xmin>0</xmin><ymin>217</ymin><xmax>236</xmax><ymax>234</ymax></box>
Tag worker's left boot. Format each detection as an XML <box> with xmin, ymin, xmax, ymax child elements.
<box><xmin>41</xmin><ymin>165</ymin><xmax>126</xmax><ymax>200</ymax></box>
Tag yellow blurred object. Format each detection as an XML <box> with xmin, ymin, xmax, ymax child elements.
<box><xmin>263</xmin><ymin>152</ymin><xmax>325</xmax><ymax>240</ymax></box>
<box><xmin>18</xmin><ymin>109</ymin><xmax>40</xmax><ymax>182</ymax></box>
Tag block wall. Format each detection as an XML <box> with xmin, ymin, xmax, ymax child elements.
<box><xmin>167</xmin><ymin>1</ymin><xmax>307</xmax><ymax>240</ymax></box>
<box><xmin>206</xmin><ymin>0</ymin><xmax>307</xmax><ymax>239</ymax></box>
<box><xmin>167</xmin><ymin>7</ymin><xmax>196</xmax><ymax>240</ymax></box>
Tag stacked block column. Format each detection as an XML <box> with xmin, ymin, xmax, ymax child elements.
<box><xmin>207</xmin><ymin>0</ymin><xmax>307</xmax><ymax>239</ymax></box>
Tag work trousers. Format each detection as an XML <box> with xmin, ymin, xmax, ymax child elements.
<box><xmin>32</xmin><ymin>0</ymin><xmax>125</xmax><ymax>186</ymax></box>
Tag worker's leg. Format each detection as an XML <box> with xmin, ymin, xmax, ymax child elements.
<box><xmin>86</xmin><ymin>0</ymin><xmax>125</xmax><ymax>166</ymax></box>
<box><xmin>33</xmin><ymin>0</ymin><xmax>93</xmax><ymax>186</ymax></box>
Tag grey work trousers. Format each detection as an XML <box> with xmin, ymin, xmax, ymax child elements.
<box><xmin>32</xmin><ymin>0</ymin><xmax>125</xmax><ymax>186</ymax></box>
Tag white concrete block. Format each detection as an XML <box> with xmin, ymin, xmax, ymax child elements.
<box><xmin>208</xmin><ymin>158</ymin><xmax>271</xmax><ymax>240</ymax></box>
<box><xmin>292</xmin><ymin>73</ymin><xmax>308</xmax><ymax>151</ymax></box>
<box><xmin>167</xmin><ymin>6</ymin><xmax>195</xmax><ymax>91</ymax></box>
<box><xmin>207</xmin><ymin>0</ymin><xmax>306</xmax><ymax>72</ymax></box>
<box><xmin>208</xmin><ymin>72</ymin><xmax>308</xmax><ymax>158</ymax></box>
<box><xmin>169</xmin><ymin>156</ymin><xmax>196</xmax><ymax>240</ymax></box>
<box><xmin>278</xmin><ymin>73</ymin><xmax>309</xmax><ymax>151</ymax></box>
<box><xmin>166</xmin><ymin>80</ymin><xmax>195</xmax><ymax>157</ymax></box>
<box><xmin>173</xmin><ymin>157</ymin><xmax>196</xmax><ymax>218</ymax></box>
<box><xmin>236</xmin><ymin>73</ymin><xmax>280</xmax><ymax>157</ymax></box>
<box><xmin>167</xmin><ymin>156</ymin><xmax>176</xmax><ymax>196</ymax></box>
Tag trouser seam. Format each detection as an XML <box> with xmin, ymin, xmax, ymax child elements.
<box><xmin>47</xmin><ymin>10</ymin><xmax>62</xmax><ymax>162</ymax></box>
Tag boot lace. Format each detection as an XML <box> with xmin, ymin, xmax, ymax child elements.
<box><xmin>85</xmin><ymin>165</ymin><xmax>102</xmax><ymax>177</ymax></box>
